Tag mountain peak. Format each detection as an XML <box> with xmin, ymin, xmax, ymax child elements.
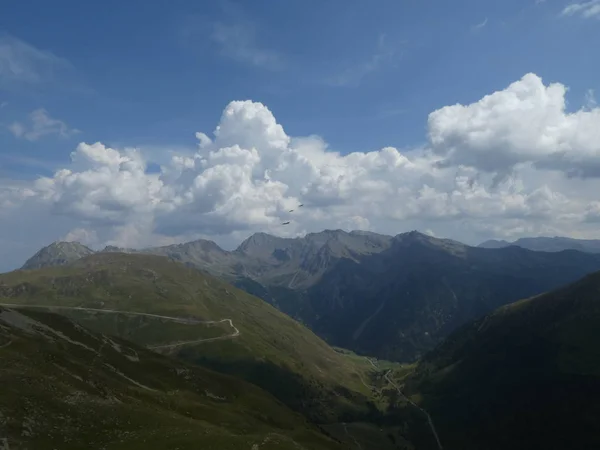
<box><xmin>394</xmin><ymin>230</ymin><xmax>467</xmax><ymax>255</ymax></box>
<box><xmin>395</xmin><ymin>230</ymin><xmax>437</xmax><ymax>242</ymax></box>
<box><xmin>235</xmin><ymin>232</ymin><xmax>292</xmax><ymax>255</ymax></box>
<box><xmin>21</xmin><ymin>241</ymin><xmax>95</xmax><ymax>270</ymax></box>
<box><xmin>478</xmin><ymin>239</ymin><xmax>511</xmax><ymax>249</ymax></box>
<box><xmin>174</xmin><ymin>239</ymin><xmax>226</xmax><ymax>253</ymax></box>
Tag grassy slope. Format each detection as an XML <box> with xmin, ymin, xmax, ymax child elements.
<box><xmin>0</xmin><ymin>253</ymin><xmax>377</xmax><ymax>422</ymax></box>
<box><xmin>406</xmin><ymin>271</ymin><xmax>600</xmax><ymax>450</ymax></box>
<box><xmin>0</xmin><ymin>306</ymin><xmax>344</xmax><ymax>450</ymax></box>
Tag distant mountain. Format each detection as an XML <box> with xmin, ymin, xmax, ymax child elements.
<box><xmin>0</xmin><ymin>305</ymin><xmax>345</xmax><ymax>450</ymax></box>
<box><xmin>478</xmin><ymin>236</ymin><xmax>600</xmax><ymax>253</ymax></box>
<box><xmin>17</xmin><ymin>230</ymin><xmax>600</xmax><ymax>363</ymax></box>
<box><xmin>138</xmin><ymin>239</ymin><xmax>243</xmax><ymax>279</ymax></box>
<box><xmin>233</xmin><ymin>229</ymin><xmax>394</xmax><ymax>289</ymax></box>
<box><xmin>21</xmin><ymin>241</ymin><xmax>95</xmax><ymax>270</ymax></box>
<box><xmin>407</xmin><ymin>269</ymin><xmax>600</xmax><ymax>450</ymax></box>
<box><xmin>278</xmin><ymin>231</ymin><xmax>600</xmax><ymax>361</ymax></box>
<box><xmin>477</xmin><ymin>238</ymin><xmax>510</xmax><ymax>249</ymax></box>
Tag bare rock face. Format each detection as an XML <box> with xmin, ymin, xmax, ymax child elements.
<box><xmin>21</xmin><ymin>241</ymin><xmax>95</xmax><ymax>270</ymax></box>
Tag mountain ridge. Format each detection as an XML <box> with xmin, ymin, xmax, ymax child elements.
<box><xmin>478</xmin><ymin>235</ymin><xmax>600</xmax><ymax>253</ymax></box>
<box><xmin>18</xmin><ymin>230</ymin><xmax>600</xmax><ymax>363</ymax></box>
<box><xmin>405</xmin><ymin>268</ymin><xmax>600</xmax><ymax>450</ymax></box>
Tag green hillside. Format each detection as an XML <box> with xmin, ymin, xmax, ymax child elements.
<box><xmin>1</xmin><ymin>252</ymin><xmax>373</xmax><ymax>422</ymax></box>
<box><xmin>0</xmin><ymin>305</ymin><xmax>344</xmax><ymax>450</ymax></box>
<box><xmin>405</xmin><ymin>270</ymin><xmax>600</xmax><ymax>450</ymax></box>
<box><xmin>0</xmin><ymin>252</ymin><xmax>436</xmax><ymax>449</ymax></box>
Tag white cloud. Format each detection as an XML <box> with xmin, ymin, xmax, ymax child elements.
<box><xmin>428</xmin><ymin>73</ymin><xmax>600</xmax><ymax>178</ymax></box>
<box><xmin>561</xmin><ymin>0</ymin><xmax>600</xmax><ymax>18</ymax></box>
<box><xmin>471</xmin><ymin>18</ymin><xmax>488</xmax><ymax>32</ymax></box>
<box><xmin>3</xmin><ymin>73</ymin><xmax>600</xmax><ymax>271</ymax></box>
<box><xmin>0</xmin><ymin>35</ymin><xmax>71</xmax><ymax>86</ymax></box>
<box><xmin>61</xmin><ymin>228</ymin><xmax>99</xmax><ymax>246</ymax></box>
<box><xmin>8</xmin><ymin>108</ymin><xmax>80</xmax><ymax>141</ymax></box>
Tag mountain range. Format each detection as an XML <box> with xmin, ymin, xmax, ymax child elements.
<box><xmin>478</xmin><ymin>235</ymin><xmax>600</xmax><ymax>253</ymax></box>
<box><xmin>19</xmin><ymin>230</ymin><xmax>600</xmax><ymax>361</ymax></box>
<box><xmin>3</xmin><ymin>238</ymin><xmax>600</xmax><ymax>449</ymax></box>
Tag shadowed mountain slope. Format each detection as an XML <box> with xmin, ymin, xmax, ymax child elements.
<box><xmin>406</xmin><ymin>270</ymin><xmax>600</xmax><ymax>450</ymax></box>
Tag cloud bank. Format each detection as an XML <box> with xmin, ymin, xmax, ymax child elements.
<box><xmin>3</xmin><ymin>73</ymin><xmax>600</xmax><ymax>270</ymax></box>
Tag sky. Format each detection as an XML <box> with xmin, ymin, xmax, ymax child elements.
<box><xmin>1</xmin><ymin>0</ymin><xmax>600</xmax><ymax>271</ymax></box>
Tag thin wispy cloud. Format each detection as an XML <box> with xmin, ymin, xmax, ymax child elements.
<box><xmin>561</xmin><ymin>0</ymin><xmax>600</xmax><ymax>19</ymax></box>
<box><xmin>0</xmin><ymin>154</ymin><xmax>63</xmax><ymax>172</ymax></box>
<box><xmin>471</xmin><ymin>17</ymin><xmax>488</xmax><ymax>31</ymax></box>
<box><xmin>584</xmin><ymin>89</ymin><xmax>597</xmax><ymax>109</ymax></box>
<box><xmin>8</xmin><ymin>108</ymin><xmax>80</xmax><ymax>141</ymax></box>
<box><xmin>0</xmin><ymin>34</ymin><xmax>72</xmax><ymax>87</ymax></box>
<box><xmin>181</xmin><ymin>1</ymin><xmax>284</xmax><ymax>71</ymax></box>
<box><xmin>325</xmin><ymin>34</ymin><xmax>400</xmax><ymax>88</ymax></box>
<box><xmin>210</xmin><ymin>21</ymin><xmax>283</xmax><ymax>70</ymax></box>
<box><xmin>375</xmin><ymin>107</ymin><xmax>408</xmax><ymax>119</ymax></box>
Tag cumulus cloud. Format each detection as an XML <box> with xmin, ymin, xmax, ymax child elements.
<box><xmin>3</xmin><ymin>72</ymin><xmax>600</xmax><ymax>271</ymax></box>
<box><xmin>9</xmin><ymin>108</ymin><xmax>80</xmax><ymax>141</ymax></box>
<box><xmin>428</xmin><ymin>73</ymin><xmax>600</xmax><ymax>178</ymax></box>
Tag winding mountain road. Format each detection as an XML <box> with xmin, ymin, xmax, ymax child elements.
<box><xmin>0</xmin><ymin>303</ymin><xmax>240</xmax><ymax>348</ymax></box>
<box><xmin>368</xmin><ymin>358</ymin><xmax>443</xmax><ymax>450</ymax></box>
<box><xmin>148</xmin><ymin>319</ymin><xmax>240</xmax><ymax>349</ymax></box>
<box><xmin>342</xmin><ymin>423</ymin><xmax>363</xmax><ymax>450</ymax></box>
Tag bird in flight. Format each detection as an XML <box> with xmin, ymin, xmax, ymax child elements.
<box><xmin>282</xmin><ymin>221</ymin><xmax>291</xmax><ymax>225</ymax></box>
<box><xmin>298</xmin><ymin>204</ymin><xmax>304</xmax><ymax>207</ymax></box>
<box><xmin>289</xmin><ymin>209</ymin><xmax>294</xmax><ymax>212</ymax></box>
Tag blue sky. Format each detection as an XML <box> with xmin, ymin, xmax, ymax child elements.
<box><xmin>1</xmin><ymin>0</ymin><xmax>598</xmax><ymax>178</ymax></box>
<box><xmin>1</xmin><ymin>0</ymin><xmax>600</xmax><ymax>271</ymax></box>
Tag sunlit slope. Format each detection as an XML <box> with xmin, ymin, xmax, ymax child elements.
<box><xmin>0</xmin><ymin>306</ymin><xmax>344</xmax><ymax>450</ymax></box>
<box><xmin>0</xmin><ymin>252</ymin><xmax>376</xmax><ymax>423</ymax></box>
<box><xmin>406</xmin><ymin>270</ymin><xmax>600</xmax><ymax>450</ymax></box>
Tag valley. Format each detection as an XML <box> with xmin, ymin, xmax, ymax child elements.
<box><xmin>1</xmin><ymin>252</ymin><xmax>435</xmax><ymax>449</ymax></box>
<box><xmin>21</xmin><ymin>230</ymin><xmax>600</xmax><ymax>362</ymax></box>
<box><xmin>4</xmin><ymin>232</ymin><xmax>600</xmax><ymax>449</ymax></box>
<box><xmin>404</xmin><ymin>270</ymin><xmax>600</xmax><ymax>450</ymax></box>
